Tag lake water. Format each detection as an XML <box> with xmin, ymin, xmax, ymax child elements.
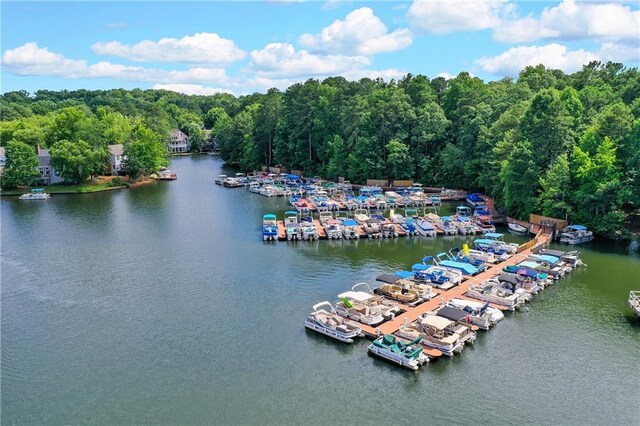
<box><xmin>2</xmin><ymin>156</ymin><xmax>639</xmax><ymax>425</ymax></box>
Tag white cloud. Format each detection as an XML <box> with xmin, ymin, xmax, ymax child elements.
<box><xmin>494</xmin><ymin>0</ymin><xmax>640</xmax><ymax>43</ymax></box>
<box><xmin>599</xmin><ymin>42</ymin><xmax>640</xmax><ymax>63</ymax></box>
<box><xmin>299</xmin><ymin>7</ymin><xmax>412</xmax><ymax>55</ymax></box>
<box><xmin>248</xmin><ymin>42</ymin><xmax>370</xmax><ymax>78</ymax></box>
<box><xmin>477</xmin><ymin>43</ymin><xmax>599</xmax><ymax>76</ymax></box>
<box><xmin>408</xmin><ymin>0</ymin><xmax>507</xmax><ymax>34</ymax></box>
<box><xmin>2</xmin><ymin>42</ymin><xmax>87</xmax><ymax>76</ymax></box>
<box><xmin>91</xmin><ymin>32</ymin><xmax>246</xmax><ymax>65</ymax></box>
<box><xmin>152</xmin><ymin>84</ymin><xmax>232</xmax><ymax>95</ymax></box>
<box><xmin>2</xmin><ymin>43</ymin><xmax>230</xmax><ymax>86</ymax></box>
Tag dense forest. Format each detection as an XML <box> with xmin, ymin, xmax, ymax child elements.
<box><xmin>1</xmin><ymin>61</ymin><xmax>639</xmax><ymax>236</ymax></box>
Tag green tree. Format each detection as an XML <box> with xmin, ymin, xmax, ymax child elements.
<box><xmin>1</xmin><ymin>140</ymin><xmax>40</xmax><ymax>188</ymax></box>
<box><xmin>499</xmin><ymin>141</ymin><xmax>539</xmax><ymax>219</ymax></box>
<box><xmin>123</xmin><ymin>127</ymin><xmax>168</xmax><ymax>180</ymax></box>
<box><xmin>204</xmin><ymin>107</ymin><xmax>229</xmax><ymax>130</ymax></box>
<box><xmin>183</xmin><ymin>122</ymin><xmax>205</xmax><ymax>152</ymax></box>
<box><xmin>50</xmin><ymin>140</ymin><xmax>107</xmax><ymax>183</ymax></box>
<box><xmin>538</xmin><ymin>154</ymin><xmax>571</xmax><ymax>219</ymax></box>
<box><xmin>385</xmin><ymin>139</ymin><xmax>414</xmax><ymax>180</ymax></box>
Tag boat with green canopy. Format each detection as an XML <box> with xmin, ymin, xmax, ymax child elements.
<box><xmin>367</xmin><ymin>334</ymin><xmax>429</xmax><ymax>370</ymax></box>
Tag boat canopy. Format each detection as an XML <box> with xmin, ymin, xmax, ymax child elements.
<box><xmin>437</xmin><ymin>306</ymin><xmax>469</xmax><ymax>322</ymax></box>
<box><xmin>498</xmin><ymin>273</ymin><xmax>525</xmax><ymax>285</ymax></box>
<box><xmin>485</xmin><ymin>233</ymin><xmax>505</xmax><ymax>240</ymax></box>
<box><xmin>467</xmin><ymin>193</ymin><xmax>484</xmax><ymax>202</ymax></box>
<box><xmin>284</xmin><ymin>210</ymin><xmax>298</xmax><ymax>216</ymax></box>
<box><xmin>32</xmin><ymin>188</ymin><xmax>45</xmax><ymax>193</ymax></box>
<box><xmin>263</xmin><ymin>214</ymin><xmax>276</xmax><ymax>220</ymax></box>
<box><xmin>566</xmin><ymin>225</ymin><xmax>587</xmax><ymax>231</ymax></box>
<box><xmin>420</xmin><ymin>315</ymin><xmax>453</xmax><ymax>330</ymax></box>
<box><xmin>519</xmin><ymin>261</ymin><xmax>542</xmax><ymax>269</ymax></box>
<box><xmin>536</xmin><ymin>254</ymin><xmax>560</xmax><ymax>264</ymax></box>
<box><xmin>338</xmin><ymin>291</ymin><xmax>373</xmax><ymax>302</ymax></box>
<box><xmin>376</xmin><ymin>273</ymin><xmax>401</xmax><ymax>284</ymax></box>
<box><xmin>457</xmin><ymin>216</ymin><xmax>471</xmax><ymax>222</ymax></box>
<box><xmin>457</xmin><ymin>206</ymin><xmax>472</xmax><ymax>213</ymax></box>
<box><xmin>412</xmin><ymin>263</ymin><xmax>429</xmax><ymax>271</ymax></box>
<box><xmin>394</xmin><ymin>271</ymin><xmax>414</xmax><ymax>279</ymax></box>
<box><xmin>474</xmin><ymin>239</ymin><xmax>495</xmax><ymax>246</ymax></box>
<box><xmin>286</xmin><ymin>174</ymin><xmax>301</xmax><ymax>180</ymax></box>
<box><xmin>343</xmin><ymin>219</ymin><xmax>357</xmax><ymax>226</ymax></box>
<box><xmin>438</xmin><ymin>260</ymin><xmax>478</xmax><ymax>275</ymax></box>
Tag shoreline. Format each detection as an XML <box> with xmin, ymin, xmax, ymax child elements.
<box><xmin>0</xmin><ymin>177</ymin><xmax>157</xmax><ymax>197</ymax></box>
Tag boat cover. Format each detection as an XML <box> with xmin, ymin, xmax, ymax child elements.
<box><xmin>539</xmin><ymin>249</ymin><xmax>566</xmax><ymax>257</ymax></box>
<box><xmin>567</xmin><ymin>225</ymin><xmax>587</xmax><ymax>231</ymax></box>
<box><xmin>376</xmin><ymin>273</ymin><xmax>401</xmax><ymax>284</ymax></box>
<box><xmin>394</xmin><ymin>271</ymin><xmax>414</xmax><ymax>279</ymax></box>
<box><xmin>439</xmin><ymin>260</ymin><xmax>477</xmax><ymax>275</ymax></box>
<box><xmin>437</xmin><ymin>306</ymin><xmax>468</xmax><ymax>322</ymax></box>
<box><xmin>485</xmin><ymin>233</ymin><xmax>505</xmax><ymax>239</ymax></box>
<box><xmin>498</xmin><ymin>273</ymin><xmax>525</xmax><ymax>285</ymax></box>
<box><xmin>536</xmin><ymin>254</ymin><xmax>560</xmax><ymax>264</ymax></box>
<box><xmin>412</xmin><ymin>263</ymin><xmax>429</xmax><ymax>271</ymax></box>
<box><xmin>337</xmin><ymin>291</ymin><xmax>373</xmax><ymax>302</ymax></box>
<box><xmin>343</xmin><ymin>219</ymin><xmax>358</xmax><ymax>226</ymax></box>
<box><xmin>420</xmin><ymin>315</ymin><xmax>453</xmax><ymax>330</ymax></box>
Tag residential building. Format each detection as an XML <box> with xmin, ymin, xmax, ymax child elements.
<box><xmin>36</xmin><ymin>145</ymin><xmax>65</xmax><ymax>185</ymax></box>
<box><xmin>168</xmin><ymin>129</ymin><xmax>189</xmax><ymax>153</ymax></box>
<box><xmin>0</xmin><ymin>146</ymin><xmax>5</xmax><ymax>175</ymax></box>
<box><xmin>108</xmin><ymin>144</ymin><xmax>125</xmax><ymax>175</ymax></box>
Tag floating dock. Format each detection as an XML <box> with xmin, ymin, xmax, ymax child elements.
<box><xmin>358</xmin><ymin>233</ymin><xmax>552</xmax><ymax>338</ymax></box>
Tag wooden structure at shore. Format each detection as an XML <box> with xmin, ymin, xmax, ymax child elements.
<box><xmin>357</xmin><ymin>232</ymin><xmax>552</xmax><ymax>340</ymax></box>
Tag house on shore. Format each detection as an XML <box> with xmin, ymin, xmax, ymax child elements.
<box><xmin>108</xmin><ymin>144</ymin><xmax>125</xmax><ymax>175</ymax></box>
<box><xmin>0</xmin><ymin>147</ymin><xmax>5</xmax><ymax>175</ymax></box>
<box><xmin>36</xmin><ymin>145</ymin><xmax>65</xmax><ymax>185</ymax></box>
<box><xmin>168</xmin><ymin>129</ymin><xmax>189</xmax><ymax>153</ymax></box>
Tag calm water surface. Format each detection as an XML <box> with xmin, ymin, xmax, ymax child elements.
<box><xmin>2</xmin><ymin>156</ymin><xmax>639</xmax><ymax>425</ymax></box>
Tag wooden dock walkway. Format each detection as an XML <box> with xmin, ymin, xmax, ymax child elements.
<box><xmin>312</xmin><ymin>220</ymin><xmax>327</xmax><ymax>238</ymax></box>
<box><xmin>358</xmin><ymin>233</ymin><xmax>551</xmax><ymax>338</ymax></box>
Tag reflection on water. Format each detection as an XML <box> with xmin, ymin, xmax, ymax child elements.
<box><xmin>2</xmin><ymin>156</ymin><xmax>639</xmax><ymax>425</ymax></box>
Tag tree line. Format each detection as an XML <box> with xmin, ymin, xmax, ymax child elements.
<box><xmin>1</xmin><ymin>61</ymin><xmax>638</xmax><ymax>236</ymax></box>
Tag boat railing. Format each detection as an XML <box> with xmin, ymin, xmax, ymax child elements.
<box><xmin>630</xmin><ymin>291</ymin><xmax>640</xmax><ymax>303</ymax></box>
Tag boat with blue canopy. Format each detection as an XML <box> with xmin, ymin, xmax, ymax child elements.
<box><xmin>262</xmin><ymin>214</ymin><xmax>278</xmax><ymax>241</ymax></box>
<box><xmin>559</xmin><ymin>225</ymin><xmax>594</xmax><ymax>245</ymax></box>
<box><xmin>19</xmin><ymin>188</ymin><xmax>50</xmax><ymax>200</ymax></box>
<box><xmin>466</xmin><ymin>193</ymin><xmax>485</xmax><ymax>207</ymax></box>
<box><xmin>435</xmin><ymin>252</ymin><xmax>480</xmax><ymax>276</ymax></box>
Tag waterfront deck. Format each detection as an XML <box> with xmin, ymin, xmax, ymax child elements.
<box><xmin>358</xmin><ymin>233</ymin><xmax>551</xmax><ymax>338</ymax></box>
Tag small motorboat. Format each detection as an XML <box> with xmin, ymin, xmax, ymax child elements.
<box><xmin>19</xmin><ymin>188</ymin><xmax>50</xmax><ymax>200</ymax></box>
<box><xmin>466</xmin><ymin>282</ymin><xmax>526</xmax><ymax>311</ymax></box>
<box><xmin>304</xmin><ymin>301</ymin><xmax>362</xmax><ymax>343</ymax></box>
<box><xmin>368</xmin><ymin>334</ymin><xmax>429</xmax><ymax>370</ymax></box>
<box><xmin>508</xmin><ymin>222</ymin><xmax>530</xmax><ymax>235</ymax></box>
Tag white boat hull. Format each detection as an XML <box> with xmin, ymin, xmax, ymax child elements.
<box><xmin>304</xmin><ymin>319</ymin><xmax>360</xmax><ymax>343</ymax></box>
<box><xmin>367</xmin><ymin>344</ymin><xmax>428</xmax><ymax>370</ymax></box>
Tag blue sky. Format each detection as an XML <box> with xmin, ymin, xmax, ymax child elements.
<box><xmin>2</xmin><ymin>1</ymin><xmax>639</xmax><ymax>95</ymax></box>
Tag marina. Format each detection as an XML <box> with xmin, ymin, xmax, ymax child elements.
<box><xmin>2</xmin><ymin>156</ymin><xmax>639</xmax><ymax>424</ymax></box>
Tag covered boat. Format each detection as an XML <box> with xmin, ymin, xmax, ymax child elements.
<box><xmin>334</xmin><ymin>292</ymin><xmax>384</xmax><ymax>326</ymax></box>
<box><xmin>508</xmin><ymin>222</ymin><xmax>530</xmax><ymax>235</ymax></box>
<box><xmin>341</xmin><ymin>219</ymin><xmax>360</xmax><ymax>240</ymax></box>
<box><xmin>446</xmin><ymin>298</ymin><xmax>504</xmax><ymax>330</ymax></box>
<box><xmin>435</xmin><ymin>252</ymin><xmax>481</xmax><ymax>276</ymax></box>
<box><xmin>559</xmin><ymin>225</ymin><xmax>594</xmax><ymax>245</ymax></box>
<box><xmin>262</xmin><ymin>214</ymin><xmax>278</xmax><ymax>241</ymax></box>
<box><xmin>466</xmin><ymin>193</ymin><xmax>485</xmax><ymax>207</ymax></box>
<box><xmin>304</xmin><ymin>301</ymin><xmax>362</xmax><ymax>343</ymax></box>
<box><xmin>367</xmin><ymin>334</ymin><xmax>429</xmax><ymax>370</ymax></box>
<box><xmin>283</xmin><ymin>211</ymin><xmax>301</xmax><ymax>241</ymax></box>
<box><xmin>466</xmin><ymin>282</ymin><xmax>526</xmax><ymax>311</ymax></box>
<box><xmin>539</xmin><ymin>248</ymin><xmax>584</xmax><ymax>268</ymax></box>
<box><xmin>396</xmin><ymin>315</ymin><xmax>466</xmax><ymax>356</ymax></box>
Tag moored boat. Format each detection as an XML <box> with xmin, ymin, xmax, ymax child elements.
<box><xmin>19</xmin><ymin>188</ymin><xmax>50</xmax><ymax>200</ymax></box>
<box><xmin>368</xmin><ymin>334</ymin><xmax>429</xmax><ymax>370</ymax></box>
<box><xmin>305</xmin><ymin>301</ymin><xmax>363</xmax><ymax>343</ymax></box>
<box><xmin>396</xmin><ymin>315</ymin><xmax>466</xmax><ymax>356</ymax></box>
<box><xmin>466</xmin><ymin>282</ymin><xmax>526</xmax><ymax>311</ymax></box>
<box><xmin>262</xmin><ymin>214</ymin><xmax>278</xmax><ymax>241</ymax></box>
<box><xmin>508</xmin><ymin>222</ymin><xmax>530</xmax><ymax>235</ymax></box>
<box><xmin>629</xmin><ymin>291</ymin><xmax>640</xmax><ymax>319</ymax></box>
<box><xmin>466</xmin><ymin>193</ymin><xmax>485</xmax><ymax>207</ymax></box>
<box><xmin>559</xmin><ymin>225</ymin><xmax>594</xmax><ymax>245</ymax></box>
<box><xmin>446</xmin><ymin>298</ymin><xmax>504</xmax><ymax>330</ymax></box>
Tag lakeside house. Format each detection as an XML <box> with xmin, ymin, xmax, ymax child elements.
<box><xmin>36</xmin><ymin>145</ymin><xmax>65</xmax><ymax>185</ymax></box>
<box><xmin>168</xmin><ymin>129</ymin><xmax>189</xmax><ymax>153</ymax></box>
<box><xmin>108</xmin><ymin>144</ymin><xmax>125</xmax><ymax>175</ymax></box>
<box><xmin>0</xmin><ymin>147</ymin><xmax>5</xmax><ymax>174</ymax></box>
